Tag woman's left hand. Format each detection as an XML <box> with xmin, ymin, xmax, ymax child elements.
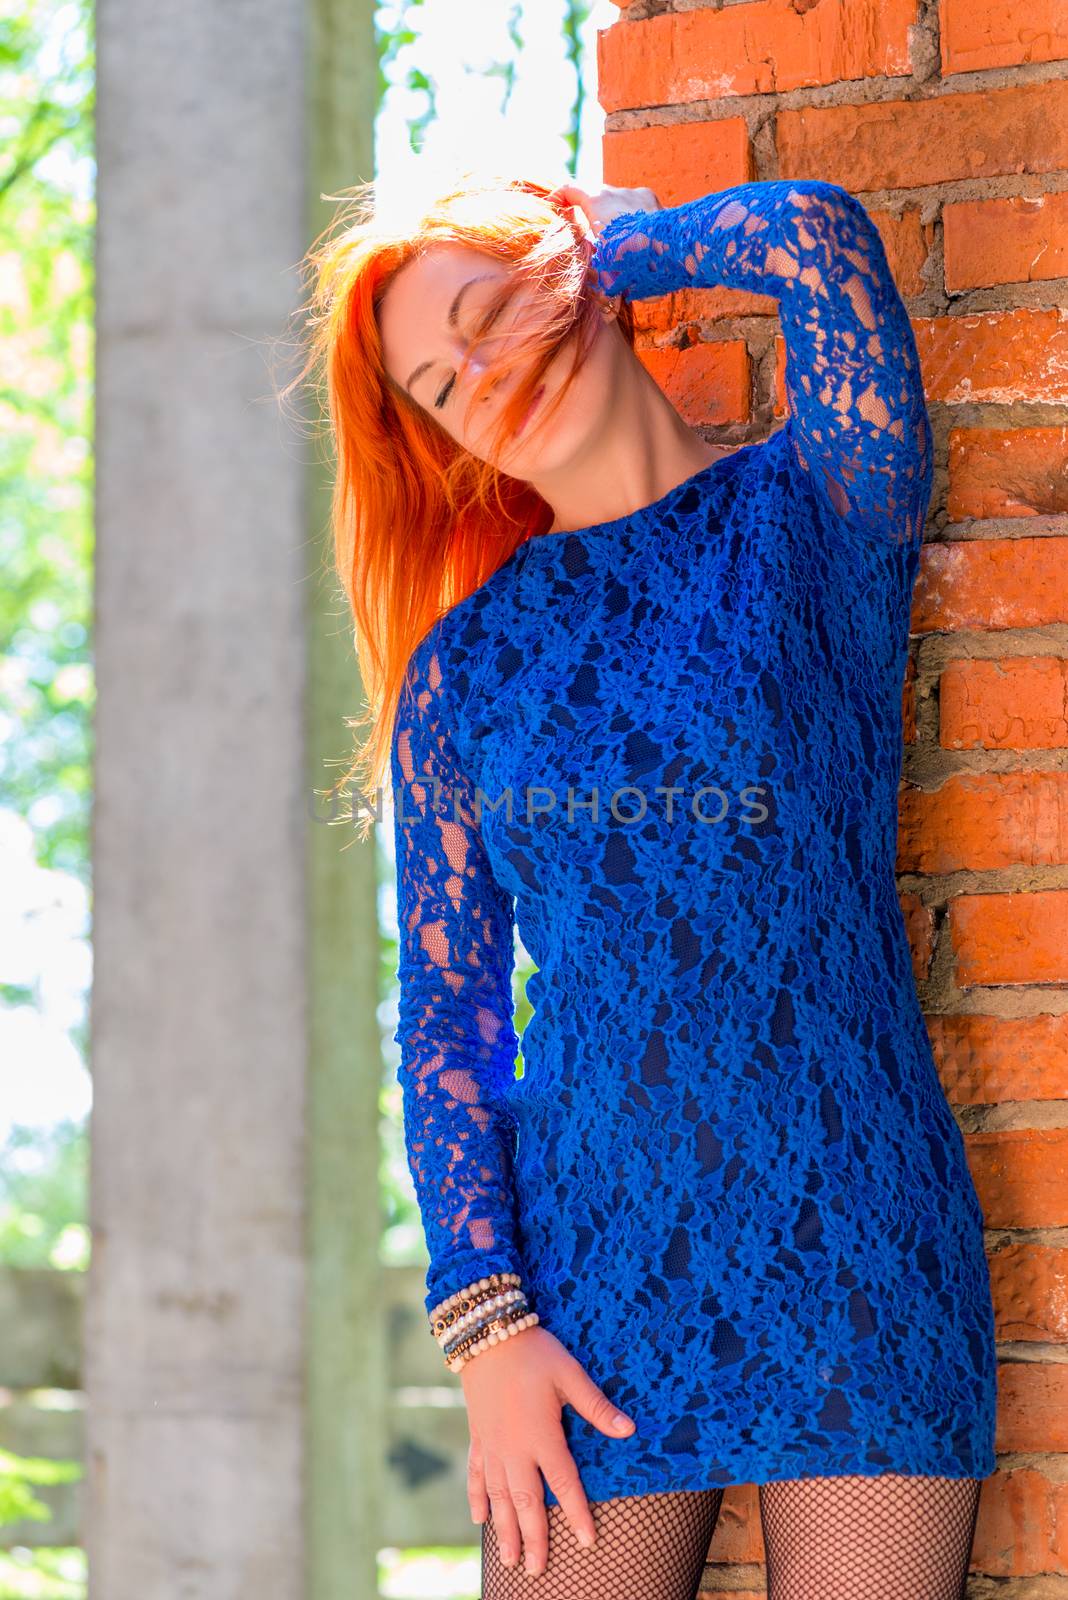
<box><xmin>547</xmin><ymin>182</ymin><xmax>660</xmax><ymax>242</ymax></box>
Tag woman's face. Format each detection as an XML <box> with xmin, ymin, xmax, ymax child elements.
<box><xmin>378</xmin><ymin>242</ymin><xmax>621</xmax><ymax>478</ymax></box>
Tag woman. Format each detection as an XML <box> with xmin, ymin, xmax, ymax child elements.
<box><xmin>299</xmin><ymin>171</ymin><xmax>997</xmax><ymax>1598</ymax></box>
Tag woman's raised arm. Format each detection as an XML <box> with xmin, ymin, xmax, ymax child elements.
<box><xmin>589</xmin><ymin>177</ymin><xmax>934</xmax><ymax>549</ymax></box>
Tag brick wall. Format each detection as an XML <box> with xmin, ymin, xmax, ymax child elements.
<box><xmin>596</xmin><ymin>2</ymin><xmax>1068</xmax><ymax>1592</ymax></box>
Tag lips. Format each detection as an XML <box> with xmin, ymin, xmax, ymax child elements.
<box><xmin>516</xmin><ymin>384</ymin><xmax>546</xmax><ymax>437</ymax></box>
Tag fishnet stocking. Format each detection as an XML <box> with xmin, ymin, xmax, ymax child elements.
<box><xmin>759</xmin><ymin>1473</ymin><xmax>982</xmax><ymax>1600</ymax></box>
<box><xmin>479</xmin><ymin>1474</ymin><xmax>982</xmax><ymax>1597</ymax></box>
<box><xmin>481</xmin><ymin>1488</ymin><xmax>725</xmax><ymax>1599</ymax></box>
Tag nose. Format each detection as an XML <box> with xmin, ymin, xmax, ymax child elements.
<box><xmin>454</xmin><ymin>341</ymin><xmax>504</xmax><ymax>406</ymax></box>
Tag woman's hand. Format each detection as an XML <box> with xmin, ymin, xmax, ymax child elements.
<box><xmin>547</xmin><ymin>181</ymin><xmax>661</xmax><ymax>242</ymax></box>
<box><xmin>460</xmin><ymin>1323</ymin><xmax>636</xmax><ymax>1576</ymax></box>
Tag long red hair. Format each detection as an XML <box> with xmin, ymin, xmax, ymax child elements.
<box><xmin>282</xmin><ymin>168</ymin><xmax>636</xmax><ymax>842</ymax></box>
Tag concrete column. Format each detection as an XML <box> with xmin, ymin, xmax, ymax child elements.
<box><xmin>90</xmin><ymin>2</ymin><xmax>381</xmax><ymax>1595</ymax></box>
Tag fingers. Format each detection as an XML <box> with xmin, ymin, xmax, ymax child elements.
<box><xmin>547</xmin><ymin>183</ymin><xmax>598</xmax><ymax>241</ymax></box>
<box><xmin>557</xmin><ymin>1358</ymin><xmax>637</xmax><ymax>1441</ymax></box>
<box><xmin>481</xmin><ymin>1440</ymin><xmax>594</xmax><ymax>1572</ymax></box>
<box><xmin>538</xmin><ymin>1442</ymin><xmax>597</xmax><ymax>1548</ymax></box>
<box><xmin>484</xmin><ymin>1455</ymin><xmax>523</xmax><ymax>1570</ymax></box>
<box><xmin>466</xmin><ymin>1433</ymin><xmax>489</xmax><ymax>1528</ymax></box>
<box><xmin>547</xmin><ymin>182</ymin><xmax>588</xmax><ymax>206</ymax></box>
<box><xmin>505</xmin><ymin>1457</ymin><xmax>550</xmax><ymax>1576</ymax></box>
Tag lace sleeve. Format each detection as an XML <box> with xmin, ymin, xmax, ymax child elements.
<box><xmin>390</xmin><ymin>629</ymin><xmax>528</xmax><ymax>1318</ymax></box>
<box><xmin>590</xmin><ymin>178</ymin><xmax>934</xmax><ymax>549</ymax></box>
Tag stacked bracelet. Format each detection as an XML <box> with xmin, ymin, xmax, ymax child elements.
<box><xmin>428</xmin><ymin>1272</ymin><xmax>540</xmax><ymax>1374</ymax></box>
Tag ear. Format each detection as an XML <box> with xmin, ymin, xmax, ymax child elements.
<box><xmin>585</xmin><ymin>261</ymin><xmax>622</xmax><ymax>321</ymax></box>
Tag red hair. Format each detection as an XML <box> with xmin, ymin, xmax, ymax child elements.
<box><xmin>282</xmin><ymin>169</ymin><xmax>636</xmax><ymax>841</ymax></box>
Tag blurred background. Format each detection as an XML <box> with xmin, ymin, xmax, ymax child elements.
<box><xmin>0</xmin><ymin>2</ymin><xmax>619</xmax><ymax>1596</ymax></box>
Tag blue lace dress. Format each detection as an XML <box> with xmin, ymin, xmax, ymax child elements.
<box><xmin>390</xmin><ymin>179</ymin><xmax>998</xmax><ymax>1505</ymax></box>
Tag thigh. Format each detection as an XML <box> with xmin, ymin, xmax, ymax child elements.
<box><xmin>481</xmin><ymin>1487</ymin><xmax>725</xmax><ymax>1600</ymax></box>
<box><xmin>758</xmin><ymin>1472</ymin><xmax>982</xmax><ymax>1600</ymax></box>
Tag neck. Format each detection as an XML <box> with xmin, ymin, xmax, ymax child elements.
<box><xmin>532</xmin><ymin>364</ymin><xmax>726</xmax><ymax>538</ymax></box>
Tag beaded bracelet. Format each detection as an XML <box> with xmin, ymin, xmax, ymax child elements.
<box><xmin>428</xmin><ymin>1271</ymin><xmax>540</xmax><ymax>1374</ymax></box>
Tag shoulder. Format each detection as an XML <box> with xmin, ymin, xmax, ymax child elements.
<box><xmin>713</xmin><ymin>424</ymin><xmax>794</xmax><ymax>489</ymax></box>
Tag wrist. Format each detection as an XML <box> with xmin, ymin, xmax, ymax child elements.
<box><xmin>428</xmin><ymin>1271</ymin><xmax>538</xmax><ymax>1374</ymax></box>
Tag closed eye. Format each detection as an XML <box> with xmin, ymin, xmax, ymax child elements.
<box><xmin>434</xmin><ymin>297</ymin><xmax>509</xmax><ymax>410</ymax></box>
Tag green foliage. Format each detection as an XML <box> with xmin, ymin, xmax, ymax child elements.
<box><xmin>0</xmin><ymin>1451</ymin><xmax>84</xmax><ymax>1600</ymax></box>
<box><xmin>1</xmin><ymin>6</ymin><xmax>93</xmax><ymax>1586</ymax></box>
<box><xmin>0</xmin><ymin>0</ymin><xmax>95</xmax><ymax>882</ymax></box>
<box><xmin>0</xmin><ymin>1547</ymin><xmax>86</xmax><ymax>1600</ymax></box>
<box><xmin>0</xmin><ymin>1119</ymin><xmax>89</xmax><ymax>1270</ymax></box>
<box><xmin>561</xmin><ymin>1</ymin><xmax>594</xmax><ymax>172</ymax></box>
<box><xmin>0</xmin><ymin>1448</ymin><xmax>81</xmax><ymax>1531</ymax></box>
<box><xmin>373</xmin><ymin>0</ymin><xmax>590</xmax><ymax>167</ymax></box>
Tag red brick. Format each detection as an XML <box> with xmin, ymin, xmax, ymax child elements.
<box><xmin>940</xmin><ymin>0</ymin><xmax>1068</xmax><ymax>75</ymax></box>
<box><xmin>926</xmin><ymin>1014</ymin><xmax>1068</xmax><ymax>1104</ymax></box>
<box><xmin>972</xmin><ymin>1465</ymin><xmax>1068</xmax><ymax>1577</ymax></box>
<box><xmin>597</xmin><ymin>0</ymin><xmax>918</xmax><ymax>115</ymax></box>
<box><xmin>915</xmin><ymin>307</ymin><xmax>1068</xmax><ymax>406</ymax></box>
<box><xmin>968</xmin><ymin>1128</ymin><xmax>1068</xmax><ymax>1228</ymax></box>
<box><xmin>700</xmin><ymin>1484</ymin><xmax>764</xmax><ymax>1564</ymax></box>
<box><xmin>697</xmin><ymin>1591</ymin><xmax>764</xmax><ymax>1600</ymax></box>
<box><xmin>940</xmin><ymin>657</ymin><xmax>1068</xmax><ymax>750</ymax></box>
<box><xmin>903</xmin><ymin>652</ymin><xmax>917</xmax><ymax>744</ymax></box>
<box><xmin>900</xmin><ymin>889</ymin><xmax>935</xmax><ymax>981</ymax></box>
<box><xmin>778</xmin><ymin>79</ymin><xmax>1068</xmax><ymax>190</ymax></box>
<box><xmin>697</xmin><ymin>1589</ymin><xmax>764</xmax><ymax>1600</ymax></box>
<box><xmin>944</xmin><ymin>192</ymin><xmax>1068</xmax><ymax>292</ymax></box>
<box><xmin>989</xmin><ymin>1243</ymin><xmax>1068</xmax><ymax>1345</ymax></box>
<box><xmin>868</xmin><ymin>206</ymin><xmax>932</xmax><ymax>299</ymax></box>
<box><xmin>913</xmin><ymin>539</ymin><xmax>1068</xmax><ymax>633</ymax></box>
<box><xmin>951</xmin><ymin>891</ymin><xmax>1068</xmax><ymax>985</ymax></box>
<box><xmin>602</xmin><ymin>121</ymin><xmax>753</xmax><ymax>208</ymax></box>
<box><xmin>995</xmin><ymin>1360</ymin><xmax>1068</xmax><ymax>1452</ymax></box>
<box><xmin>639</xmin><ymin>339</ymin><xmax>751</xmax><ymax>427</ymax></box>
<box><xmin>947</xmin><ymin>426</ymin><xmax>1068</xmax><ymax>521</ymax></box>
<box><xmin>898</xmin><ymin>772</ymin><xmax>1068</xmax><ymax>873</ymax></box>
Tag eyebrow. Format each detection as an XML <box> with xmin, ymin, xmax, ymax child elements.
<box><xmin>404</xmin><ymin>273</ymin><xmax>497</xmax><ymax>395</ymax></box>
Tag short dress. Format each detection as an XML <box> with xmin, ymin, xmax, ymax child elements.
<box><xmin>389</xmin><ymin>179</ymin><xmax>998</xmax><ymax>1507</ymax></box>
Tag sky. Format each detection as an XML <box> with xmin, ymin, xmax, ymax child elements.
<box><xmin>3</xmin><ymin>0</ymin><xmax>619</xmax><ymax>1145</ymax></box>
